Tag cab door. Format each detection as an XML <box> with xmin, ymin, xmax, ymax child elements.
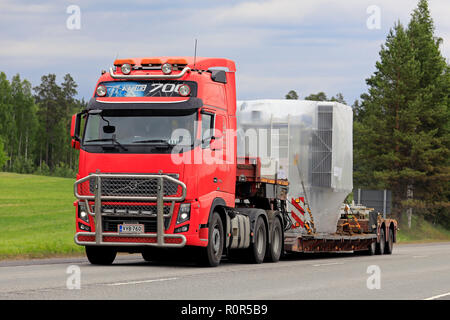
<box><xmin>197</xmin><ymin>111</ymin><xmax>231</xmax><ymax>197</ymax></box>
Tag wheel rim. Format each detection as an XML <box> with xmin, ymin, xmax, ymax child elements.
<box><xmin>256</xmin><ymin>227</ymin><xmax>264</xmax><ymax>255</ymax></box>
<box><xmin>389</xmin><ymin>231</ymin><xmax>393</xmax><ymax>251</ymax></box>
<box><xmin>212</xmin><ymin>226</ymin><xmax>221</xmax><ymax>255</ymax></box>
<box><xmin>380</xmin><ymin>231</ymin><xmax>385</xmax><ymax>252</ymax></box>
<box><xmin>272</xmin><ymin>226</ymin><xmax>281</xmax><ymax>255</ymax></box>
<box><xmin>371</xmin><ymin>241</ymin><xmax>376</xmax><ymax>253</ymax></box>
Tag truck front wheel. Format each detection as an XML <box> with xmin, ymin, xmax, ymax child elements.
<box><xmin>200</xmin><ymin>212</ymin><xmax>224</xmax><ymax>267</ymax></box>
<box><xmin>85</xmin><ymin>246</ymin><xmax>116</xmax><ymax>265</ymax></box>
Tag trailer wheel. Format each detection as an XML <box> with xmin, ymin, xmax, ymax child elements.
<box><xmin>250</xmin><ymin>217</ymin><xmax>267</xmax><ymax>264</ymax></box>
<box><xmin>368</xmin><ymin>240</ymin><xmax>376</xmax><ymax>255</ymax></box>
<box><xmin>385</xmin><ymin>228</ymin><xmax>394</xmax><ymax>255</ymax></box>
<box><xmin>85</xmin><ymin>246</ymin><xmax>116</xmax><ymax>265</ymax></box>
<box><xmin>200</xmin><ymin>212</ymin><xmax>224</xmax><ymax>267</ymax></box>
<box><xmin>266</xmin><ymin>218</ymin><xmax>282</xmax><ymax>262</ymax></box>
<box><xmin>376</xmin><ymin>228</ymin><xmax>385</xmax><ymax>255</ymax></box>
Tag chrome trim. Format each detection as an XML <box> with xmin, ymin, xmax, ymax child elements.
<box><xmin>74</xmin><ymin>173</ymin><xmax>187</xmax><ymax>248</ymax></box>
<box><xmin>74</xmin><ymin>174</ymin><xmax>187</xmax><ymax>201</ymax></box>
<box><xmin>74</xmin><ymin>232</ymin><xmax>187</xmax><ymax>248</ymax></box>
<box><xmin>109</xmin><ymin>66</ymin><xmax>191</xmax><ymax>79</ymax></box>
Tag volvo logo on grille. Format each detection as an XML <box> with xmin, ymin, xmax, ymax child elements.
<box><xmin>128</xmin><ymin>181</ymin><xmax>139</xmax><ymax>190</ymax></box>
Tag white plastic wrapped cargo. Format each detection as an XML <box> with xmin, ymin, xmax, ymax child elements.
<box><xmin>236</xmin><ymin>100</ymin><xmax>353</xmax><ymax>234</ymax></box>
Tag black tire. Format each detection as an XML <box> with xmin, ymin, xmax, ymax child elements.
<box><xmin>141</xmin><ymin>248</ymin><xmax>165</xmax><ymax>262</ymax></box>
<box><xmin>85</xmin><ymin>246</ymin><xmax>116</xmax><ymax>265</ymax></box>
<box><xmin>354</xmin><ymin>240</ymin><xmax>376</xmax><ymax>256</ymax></box>
<box><xmin>385</xmin><ymin>228</ymin><xmax>394</xmax><ymax>255</ymax></box>
<box><xmin>200</xmin><ymin>212</ymin><xmax>224</xmax><ymax>267</ymax></box>
<box><xmin>142</xmin><ymin>250</ymin><xmax>152</xmax><ymax>262</ymax></box>
<box><xmin>368</xmin><ymin>240</ymin><xmax>377</xmax><ymax>255</ymax></box>
<box><xmin>250</xmin><ymin>217</ymin><xmax>267</xmax><ymax>264</ymax></box>
<box><xmin>376</xmin><ymin>228</ymin><xmax>385</xmax><ymax>255</ymax></box>
<box><xmin>266</xmin><ymin>218</ymin><xmax>282</xmax><ymax>262</ymax></box>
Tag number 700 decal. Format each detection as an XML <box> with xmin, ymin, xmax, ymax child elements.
<box><xmin>149</xmin><ymin>83</ymin><xmax>185</xmax><ymax>93</ymax></box>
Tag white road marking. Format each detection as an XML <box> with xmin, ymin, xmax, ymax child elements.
<box><xmin>312</xmin><ymin>262</ymin><xmax>344</xmax><ymax>267</ymax></box>
<box><xmin>413</xmin><ymin>255</ymin><xmax>428</xmax><ymax>258</ymax></box>
<box><xmin>424</xmin><ymin>292</ymin><xmax>450</xmax><ymax>300</ymax></box>
<box><xmin>106</xmin><ymin>277</ymin><xmax>178</xmax><ymax>286</ymax></box>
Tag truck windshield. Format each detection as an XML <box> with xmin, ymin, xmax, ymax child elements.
<box><xmin>83</xmin><ymin>110</ymin><xmax>197</xmax><ymax>147</ymax></box>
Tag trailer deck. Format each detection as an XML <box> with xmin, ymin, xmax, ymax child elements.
<box><xmin>284</xmin><ymin>232</ymin><xmax>376</xmax><ymax>253</ymax></box>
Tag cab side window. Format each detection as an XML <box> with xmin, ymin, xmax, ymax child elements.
<box><xmin>201</xmin><ymin>112</ymin><xmax>214</xmax><ymax>148</ymax></box>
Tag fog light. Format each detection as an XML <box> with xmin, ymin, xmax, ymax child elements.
<box><xmin>161</xmin><ymin>63</ymin><xmax>172</xmax><ymax>75</ymax></box>
<box><xmin>174</xmin><ymin>225</ymin><xmax>189</xmax><ymax>233</ymax></box>
<box><xmin>121</xmin><ymin>63</ymin><xmax>132</xmax><ymax>74</ymax></box>
<box><xmin>96</xmin><ymin>85</ymin><xmax>107</xmax><ymax>97</ymax></box>
<box><xmin>78</xmin><ymin>222</ymin><xmax>91</xmax><ymax>232</ymax></box>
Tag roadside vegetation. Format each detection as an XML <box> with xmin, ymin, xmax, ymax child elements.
<box><xmin>397</xmin><ymin>215</ymin><xmax>450</xmax><ymax>243</ymax></box>
<box><xmin>0</xmin><ymin>172</ymin><xmax>83</xmax><ymax>259</ymax></box>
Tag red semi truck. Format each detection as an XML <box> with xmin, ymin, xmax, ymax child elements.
<box><xmin>70</xmin><ymin>57</ymin><xmax>397</xmax><ymax>266</ymax></box>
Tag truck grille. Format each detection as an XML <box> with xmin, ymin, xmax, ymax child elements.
<box><xmin>84</xmin><ymin>174</ymin><xmax>181</xmax><ymax>197</ymax></box>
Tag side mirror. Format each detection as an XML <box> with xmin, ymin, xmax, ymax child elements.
<box><xmin>71</xmin><ymin>139</ymin><xmax>80</xmax><ymax>150</ymax></box>
<box><xmin>103</xmin><ymin>125</ymin><xmax>116</xmax><ymax>134</ymax></box>
<box><xmin>70</xmin><ymin>113</ymin><xmax>81</xmax><ymax>150</ymax></box>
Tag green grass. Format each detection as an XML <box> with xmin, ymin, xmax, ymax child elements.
<box><xmin>0</xmin><ymin>172</ymin><xmax>84</xmax><ymax>259</ymax></box>
<box><xmin>397</xmin><ymin>214</ymin><xmax>450</xmax><ymax>243</ymax></box>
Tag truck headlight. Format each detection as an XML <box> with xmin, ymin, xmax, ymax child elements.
<box><xmin>78</xmin><ymin>202</ymin><xmax>90</xmax><ymax>223</ymax></box>
<box><xmin>176</xmin><ymin>203</ymin><xmax>190</xmax><ymax>224</ymax></box>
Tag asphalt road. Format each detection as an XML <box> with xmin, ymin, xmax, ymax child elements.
<box><xmin>0</xmin><ymin>242</ymin><xmax>449</xmax><ymax>300</ymax></box>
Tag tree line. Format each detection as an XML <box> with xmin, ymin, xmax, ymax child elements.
<box><xmin>286</xmin><ymin>0</ymin><xmax>449</xmax><ymax>228</ymax></box>
<box><xmin>0</xmin><ymin>72</ymin><xmax>86</xmax><ymax>177</ymax></box>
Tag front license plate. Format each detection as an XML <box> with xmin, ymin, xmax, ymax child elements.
<box><xmin>118</xmin><ymin>224</ymin><xmax>144</xmax><ymax>234</ymax></box>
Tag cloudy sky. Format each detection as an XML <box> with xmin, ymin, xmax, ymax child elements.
<box><xmin>0</xmin><ymin>0</ymin><xmax>449</xmax><ymax>104</ymax></box>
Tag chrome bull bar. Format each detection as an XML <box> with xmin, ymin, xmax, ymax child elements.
<box><xmin>73</xmin><ymin>173</ymin><xmax>187</xmax><ymax>247</ymax></box>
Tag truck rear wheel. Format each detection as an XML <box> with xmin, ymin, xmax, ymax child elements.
<box><xmin>376</xmin><ymin>228</ymin><xmax>385</xmax><ymax>255</ymax></box>
<box><xmin>266</xmin><ymin>217</ymin><xmax>282</xmax><ymax>262</ymax></box>
<box><xmin>200</xmin><ymin>212</ymin><xmax>224</xmax><ymax>267</ymax></box>
<box><xmin>85</xmin><ymin>246</ymin><xmax>116</xmax><ymax>265</ymax></box>
<box><xmin>250</xmin><ymin>217</ymin><xmax>267</xmax><ymax>264</ymax></box>
<box><xmin>385</xmin><ymin>228</ymin><xmax>394</xmax><ymax>254</ymax></box>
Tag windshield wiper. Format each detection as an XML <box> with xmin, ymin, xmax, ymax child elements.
<box><xmin>85</xmin><ymin>136</ymin><xmax>128</xmax><ymax>151</ymax></box>
<box><xmin>132</xmin><ymin>139</ymin><xmax>174</xmax><ymax>147</ymax></box>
